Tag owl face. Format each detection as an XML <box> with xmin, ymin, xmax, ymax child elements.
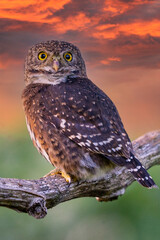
<box><xmin>25</xmin><ymin>40</ymin><xmax>87</xmax><ymax>85</ymax></box>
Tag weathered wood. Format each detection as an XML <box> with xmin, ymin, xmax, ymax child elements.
<box><xmin>0</xmin><ymin>130</ymin><xmax>160</xmax><ymax>219</ymax></box>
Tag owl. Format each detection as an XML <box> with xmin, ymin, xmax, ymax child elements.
<box><xmin>22</xmin><ymin>40</ymin><xmax>157</xmax><ymax>189</ymax></box>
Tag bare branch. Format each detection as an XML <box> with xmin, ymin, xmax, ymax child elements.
<box><xmin>0</xmin><ymin>130</ymin><xmax>160</xmax><ymax>219</ymax></box>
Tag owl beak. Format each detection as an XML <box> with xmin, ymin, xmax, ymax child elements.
<box><xmin>53</xmin><ymin>59</ymin><xmax>59</xmax><ymax>72</ymax></box>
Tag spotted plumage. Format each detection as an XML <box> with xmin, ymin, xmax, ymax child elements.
<box><xmin>22</xmin><ymin>40</ymin><xmax>157</xmax><ymax>188</ymax></box>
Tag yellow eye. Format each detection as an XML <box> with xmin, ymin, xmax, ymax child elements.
<box><xmin>64</xmin><ymin>52</ymin><xmax>72</xmax><ymax>62</ymax></box>
<box><xmin>38</xmin><ymin>52</ymin><xmax>48</xmax><ymax>61</ymax></box>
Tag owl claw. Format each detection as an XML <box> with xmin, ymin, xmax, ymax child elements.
<box><xmin>44</xmin><ymin>168</ymin><xmax>71</xmax><ymax>183</ymax></box>
<box><xmin>61</xmin><ymin>171</ymin><xmax>72</xmax><ymax>183</ymax></box>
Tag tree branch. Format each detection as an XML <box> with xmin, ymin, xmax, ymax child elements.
<box><xmin>0</xmin><ymin>130</ymin><xmax>160</xmax><ymax>219</ymax></box>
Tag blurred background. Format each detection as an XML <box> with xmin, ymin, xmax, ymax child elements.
<box><xmin>0</xmin><ymin>0</ymin><xmax>160</xmax><ymax>239</ymax></box>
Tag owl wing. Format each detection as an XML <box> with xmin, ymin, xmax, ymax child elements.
<box><xmin>45</xmin><ymin>78</ymin><xmax>133</xmax><ymax>164</ymax></box>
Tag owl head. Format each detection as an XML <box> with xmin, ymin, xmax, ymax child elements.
<box><xmin>24</xmin><ymin>40</ymin><xmax>87</xmax><ymax>85</ymax></box>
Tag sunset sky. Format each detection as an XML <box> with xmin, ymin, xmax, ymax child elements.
<box><xmin>0</xmin><ymin>0</ymin><xmax>160</xmax><ymax>138</ymax></box>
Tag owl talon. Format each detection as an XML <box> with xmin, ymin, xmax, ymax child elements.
<box><xmin>44</xmin><ymin>169</ymin><xmax>71</xmax><ymax>183</ymax></box>
<box><xmin>61</xmin><ymin>171</ymin><xmax>72</xmax><ymax>183</ymax></box>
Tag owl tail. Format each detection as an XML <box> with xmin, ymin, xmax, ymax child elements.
<box><xmin>126</xmin><ymin>152</ymin><xmax>158</xmax><ymax>189</ymax></box>
<box><xmin>107</xmin><ymin>153</ymin><xmax>157</xmax><ymax>188</ymax></box>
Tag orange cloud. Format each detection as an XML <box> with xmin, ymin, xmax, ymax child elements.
<box><xmin>0</xmin><ymin>0</ymin><xmax>70</xmax><ymax>23</ymax></box>
<box><xmin>53</xmin><ymin>12</ymin><xmax>91</xmax><ymax>33</ymax></box>
<box><xmin>101</xmin><ymin>57</ymin><xmax>121</xmax><ymax>65</ymax></box>
<box><xmin>94</xmin><ymin>19</ymin><xmax>160</xmax><ymax>39</ymax></box>
<box><xmin>103</xmin><ymin>0</ymin><xmax>154</xmax><ymax>16</ymax></box>
<box><xmin>1</xmin><ymin>0</ymin><xmax>159</xmax><ymax>38</ymax></box>
<box><xmin>120</xmin><ymin>19</ymin><xmax>160</xmax><ymax>37</ymax></box>
<box><xmin>0</xmin><ymin>1</ymin><xmax>92</xmax><ymax>33</ymax></box>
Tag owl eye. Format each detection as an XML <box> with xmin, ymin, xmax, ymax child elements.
<box><xmin>64</xmin><ymin>52</ymin><xmax>73</xmax><ymax>62</ymax></box>
<box><xmin>38</xmin><ymin>52</ymin><xmax>48</xmax><ymax>61</ymax></box>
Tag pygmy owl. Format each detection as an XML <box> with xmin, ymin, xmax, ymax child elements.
<box><xmin>22</xmin><ymin>40</ymin><xmax>157</xmax><ymax>189</ymax></box>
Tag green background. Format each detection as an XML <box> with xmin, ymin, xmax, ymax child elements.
<box><xmin>0</xmin><ymin>131</ymin><xmax>159</xmax><ymax>240</ymax></box>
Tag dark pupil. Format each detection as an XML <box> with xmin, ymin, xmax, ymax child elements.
<box><xmin>65</xmin><ymin>54</ymin><xmax>71</xmax><ymax>60</ymax></box>
<box><xmin>41</xmin><ymin>53</ymin><xmax>46</xmax><ymax>59</ymax></box>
